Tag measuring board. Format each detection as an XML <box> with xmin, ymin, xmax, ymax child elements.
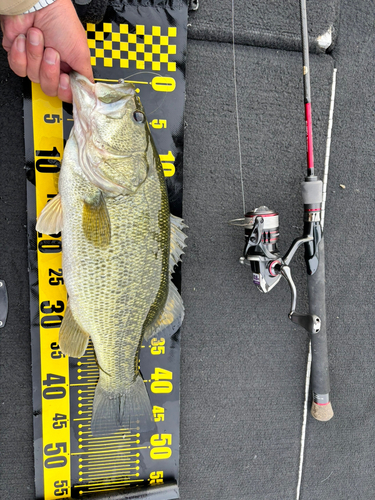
<box><xmin>24</xmin><ymin>3</ymin><xmax>188</xmax><ymax>499</ymax></box>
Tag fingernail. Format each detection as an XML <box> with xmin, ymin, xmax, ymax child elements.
<box><xmin>16</xmin><ymin>34</ymin><xmax>26</xmax><ymax>53</ymax></box>
<box><xmin>44</xmin><ymin>48</ymin><xmax>58</xmax><ymax>65</ymax></box>
<box><xmin>29</xmin><ymin>30</ymin><xmax>40</xmax><ymax>46</ymax></box>
<box><xmin>59</xmin><ymin>74</ymin><xmax>69</xmax><ymax>90</ymax></box>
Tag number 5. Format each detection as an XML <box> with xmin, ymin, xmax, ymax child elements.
<box><xmin>151</xmin><ymin>119</ymin><xmax>167</xmax><ymax>129</ymax></box>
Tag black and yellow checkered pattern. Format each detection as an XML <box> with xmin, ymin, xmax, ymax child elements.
<box><xmin>86</xmin><ymin>23</ymin><xmax>177</xmax><ymax>71</ymax></box>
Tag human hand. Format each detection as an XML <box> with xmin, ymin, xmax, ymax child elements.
<box><xmin>1</xmin><ymin>0</ymin><xmax>93</xmax><ymax>102</ymax></box>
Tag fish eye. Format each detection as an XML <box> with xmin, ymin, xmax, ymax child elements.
<box><xmin>133</xmin><ymin>110</ymin><xmax>145</xmax><ymax>123</ymax></box>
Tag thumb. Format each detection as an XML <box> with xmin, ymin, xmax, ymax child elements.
<box><xmin>61</xmin><ymin>35</ymin><xmax>93</xmax><ymax>83</ymax></box>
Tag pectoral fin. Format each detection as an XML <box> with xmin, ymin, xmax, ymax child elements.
<box><xmin>36</xmin><ymin>193</ymin><xmax>63</xmax><ymax>235</ymax></box>
<box><xmin>59</xmin><ymin>302</ymin><xmax>90</xmax><ymax>358</ymax></box>
<box><xmin>82</xmin><ymin>190</ymin><xmax>111</xmax><ymax>247</ymax></box>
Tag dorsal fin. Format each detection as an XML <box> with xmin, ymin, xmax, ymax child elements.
<box><xmin>169</xmin><ymin>214</ymin><xmax>187</xmax><ymax>273</ymax></box>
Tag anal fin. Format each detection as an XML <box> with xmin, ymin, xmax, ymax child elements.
<box><xmin>144</xmin><ymin>280</ymin><xmax>184</xmax><ymax>341</ymax></box>
<box><xmin>59</xmin><ymin>302</ymin><xmax>89</xmax><ymax>358</ymax></box>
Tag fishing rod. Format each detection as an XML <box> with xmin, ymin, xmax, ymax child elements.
<box><xmin>299</xmin><ymin>0</ymin><xmax>333</xmax><ymax>421</ymax></box>
<box><xmin>230</xmin><ymin>0</ymin><xmax>333</xmax><ymax>421</ymax></box>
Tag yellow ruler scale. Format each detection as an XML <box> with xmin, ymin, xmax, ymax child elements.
<box><xmin>31</xmin><ymin>83</ymin><xmax>71</xmax><ymax>499</ymax></box>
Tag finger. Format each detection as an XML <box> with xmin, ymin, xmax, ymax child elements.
<box><xmin>0</xmin><ymin>17</ymin><xmax>5</xmax><ymax>45</ymax></box>
<box><xmin>57</xmin><ymin>73</ymin><xmax>72</xmax><ymax>103</ymax></box>
<box><xmin>7</xmin><ymin>34</ymin><xmax>27</xmax><ymax>77</ymax></box>
<box><xmin>1</xmin><ymin>14</ymin><xmax>34</xmax><ymax>52</ymax></box>
<box><xmin>39</xmin><ymin>47</ymin><xmax>60</xmax><ymax>97</ymax></box>
<box><xmin>26</xmin><ymin>28</ymin><xmax>44</xmax><ymax>83</ymax></box>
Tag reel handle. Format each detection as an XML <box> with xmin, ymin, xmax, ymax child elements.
<box><xmin>279</xmin><ymin>264</ymin><xmax>320</xmax><ymax>335</ymax></box>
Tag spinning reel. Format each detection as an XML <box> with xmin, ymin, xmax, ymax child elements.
<box><xmin>230</xmin><ymin>205</ymin><xmax>321</xmax><ymax>335</ymax></box>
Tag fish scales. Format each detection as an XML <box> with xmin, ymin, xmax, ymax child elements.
<box><xmin>61</xmin><ymin>135</ymin><xmax>169</xmax><ymax>387</ymax></box>
<box><xmin>36</xmin><ymin>73</ymin><xmax>185</xmax><ymax>435</ymax></box>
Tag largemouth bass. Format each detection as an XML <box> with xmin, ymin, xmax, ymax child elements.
<box><xmin>36</xmin><ymin>73</ymin><xmax>186</xmax><ymax>435</ymax></box>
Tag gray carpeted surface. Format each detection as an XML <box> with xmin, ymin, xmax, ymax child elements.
<box><xmin>0</xmin><ymin>58</ymin><xmax>34</xmax><ymax>499</ymax></box>
<box><xmin>188</xmin><ymin>0</ymin><xmax>341</xmax><ymax>52</ymax></box>
<box><xmin>179</xmin><ymin>41</ymin><xmax>335</xmax><ymax>500</ymax></box>
<box><xmin>1</xmin><ymin>0</ymin><xmax>375</xmax><ymax>499</ymax></box>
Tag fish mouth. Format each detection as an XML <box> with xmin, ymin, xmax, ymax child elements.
<box><xmin>70</xmin><ymin>71</ymin><xmax>93</xmax><ymax>90</ymax></box>
<box><xmin>70</xmin><ymin>72</ymin><xmax>95</xmax><ymax>117</ymax></box>
<box><xmin>70</xmin><ymin>72</ymin><xmax>136</xmax><ymax>106</ymax></box>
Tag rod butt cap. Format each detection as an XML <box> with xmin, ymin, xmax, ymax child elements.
<box><xmin>311</xmin><ymin>401</ymin><xmax>334</xmax><ymax>421</ymax></box>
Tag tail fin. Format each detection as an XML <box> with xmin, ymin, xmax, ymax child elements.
<box><xmin>91</xmin><ymin>375</ymin><xmax>155</xmax><ymax>436</ymax></box>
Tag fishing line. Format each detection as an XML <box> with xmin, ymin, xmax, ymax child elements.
<box><xmin>321</xmin><ymin>67</ymin><xmax>337</xmax><ymax>229</ymax></box>
<box><xmin>231</xmin><ymin>0</ymin><xmax>246</xmax><ymax>215</ymax></box>
<box><xmin>296</xmin><ymin>66</ymin><xmax>337</xmax><ymax>500</ymax></box>
<box><xmin>296</xmin><ymin>342</ymin><xmax>312</xmax><ymax>500</ymax></box>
